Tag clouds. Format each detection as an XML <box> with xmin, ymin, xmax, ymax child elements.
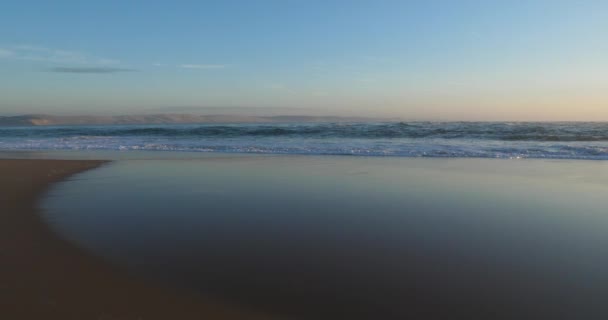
<box><xmin>0</xmin><ymin>44</ymin><xmax>229</xmax><ymax>75</ymax></box>
<box><xmin>180</xmin><ymin>64</ymin><xmax>226</xmax><ymax>69</ymax></box>
<box><xmin>0</xmin><ymin>48</ymin><xmax>14</xmax><ymax>58</ymax></box>
<box><xmin>47</xmin><ymin>67</ymin><xmax>136</xmax><ymax>74</ymax></box>
<box><xmin>0</xmin><ymin>44</ymin><xmax>135</xmax><ymax>75</ymax></box>
<box><xmin>0</xmin><ymin>45</ymin><xmax>120</xmax><ymax>65</ymax></box>
<box><xmin>155</xmin><ymin>63</ymin><xmax>228</xmax><ymax>70</ymax></box>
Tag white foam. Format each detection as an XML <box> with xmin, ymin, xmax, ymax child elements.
<box><xmin>1</xmin><ymin>135</ymin><xmax>608</xmax><ymax>159</ymax></box>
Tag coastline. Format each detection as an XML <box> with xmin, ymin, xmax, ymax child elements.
<box><xmin>0</xmin><ymin>159</ymin><xmax>273</xmax><ymax>320</ymax></box>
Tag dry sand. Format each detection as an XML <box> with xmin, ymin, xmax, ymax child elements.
<box><xmin>0</xmin><ymin>159</ymin><xmax>274</xmax><ymax>320</ymax></box>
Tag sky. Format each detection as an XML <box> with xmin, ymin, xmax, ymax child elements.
<box><xmin>1</xmin><ymin>0</ymin><xmax>607</xmax><ymax>121</ymax></box>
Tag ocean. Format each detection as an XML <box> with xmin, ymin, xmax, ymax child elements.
<box><xmin>2</xmin><ymin>122</ymin><xmax>608</xmax><ymax>159</ymax></box>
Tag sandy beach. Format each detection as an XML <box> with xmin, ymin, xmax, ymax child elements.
<box><xmin>0</xmin><ymin>159</ymin><xmax>272</xmax><ymax>320</ymax></box>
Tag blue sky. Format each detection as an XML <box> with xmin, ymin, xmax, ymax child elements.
<box><xmin>1</xmin><ymin>1</ymin><xmax>607</xmax><ymax>120</ymax></box>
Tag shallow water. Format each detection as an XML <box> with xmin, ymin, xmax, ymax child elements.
<box><xmin>43</xmin><ymin>156</ymin><xmax>608</xmax><ymax>318</ymax></box>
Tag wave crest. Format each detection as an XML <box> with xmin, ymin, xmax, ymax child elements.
<box><xmin>3</xmin><ymin>122</ymin><xmax>608</xmax><ymax>141</ymax></box>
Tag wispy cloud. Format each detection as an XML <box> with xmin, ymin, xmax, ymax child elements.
<box><xmin>263</xmin><ymin>83</ymin><xmax>296</xmax><ymax>94</ymax></box>
<box><xmin>311</xmin><ymin>91</ymin><xmax>329</xmax><ymax>97</ymax></box>
<box><xmin>0</xmin><ymin>45</ymin><xmax>120</xmax><ymax>65</ymax></box>
<box><xmin>47</xmin><ymin>67</ymin><xmax>136</xmax><ymax>74</ymax></box>
<box><xmin>361</xmin><ymin>55</ymin><xmax>391</xmax><ymax>63</ymax></box>
<box><xmin>180</xmin><ymin>64</ymin><xmax>226</xmax><ymax>69</ymax></box>
<box><xmin>0</xmin><ymin>48</ymin><xmax>13</xmax><ymax>58</ymax></box>
<box><xmin>265</xmin><ymin>83</ymin><xmax>287</xmax><ymax>90</ymax></box>
<box><xmin>355</xmin><ymin>77</ymin><xmax>377</xmax><ymax>83</ymax></box>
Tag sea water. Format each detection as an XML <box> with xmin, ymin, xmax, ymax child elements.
<box><xmin>2</xmin><ymin>122</ymin><xmax>608</xmax><ymax>159</ymax></box>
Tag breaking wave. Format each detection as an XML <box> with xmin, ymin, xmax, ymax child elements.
<box><xmin>2</xmin><ymin>122</ymin><xmax>608</xmax><ymax>159</ymax></box>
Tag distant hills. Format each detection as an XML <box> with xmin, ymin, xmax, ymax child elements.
<box><xmin>0</xmin><ymin>114</ymin><xmax>385</xmax><ymax>126</ymax></box>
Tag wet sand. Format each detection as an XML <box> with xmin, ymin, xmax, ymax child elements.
<box><xmin>5</xmin><ymin>156</ymin><xmax>608</xmax><ymax>319</ymax></box>
<box><xmin>0</xmin><ymin>159</ymin><xmax>273</xmax><ymax>320</ymax></box>
<box><xmin>34</xmin><ymin>156</ymin><xmax>608</xmax><ymax>319</ymax></box>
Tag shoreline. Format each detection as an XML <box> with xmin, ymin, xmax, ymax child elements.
<box><xmin>0</xmin><ymin>159</ymin><xmax>273</xmax><ymax>320</ymax></box>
